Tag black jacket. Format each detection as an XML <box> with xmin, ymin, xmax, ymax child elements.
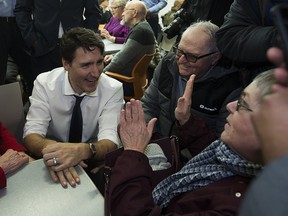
<box><xmin>216</xmin><ymin>0</ymin><xmax>288</xmax><ymax>65</ymax></box>
<box><xmin>142</xmin><ymin>53</ymin><xmax>243</xmax><ymax>138</ymax></box>
<box><xmin>14</xmin><ymin>0</ymin><xmax>102</xmax><ymax>56</ymax></box>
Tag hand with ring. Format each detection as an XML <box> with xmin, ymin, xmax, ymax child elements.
<box><xmin>42</xmin><ymin>142</ymin><xmax>88</xmax><ymax>171</ymax></box>
<box><xmin>53</xmin><ymin>157</ymin><xmax>58</xmax><ymax>166</ymax></box>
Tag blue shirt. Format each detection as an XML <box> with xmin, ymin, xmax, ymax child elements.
<box><xmin>141</xmin><ymin>0</ymin><xmax>167</xmax><ymax>14</ymax></box>
<box><xmin>0</xmin><ymin>0</ymin><xmax>16</xmax><ymax>17</ymax></box>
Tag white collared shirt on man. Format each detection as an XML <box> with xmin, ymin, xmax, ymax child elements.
<box><xmin>24</xmin><ymin>67</ymin><xmax>124</xmax><ymax>146</ymax></box>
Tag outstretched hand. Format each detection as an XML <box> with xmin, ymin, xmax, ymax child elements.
<box><xmin>175</xmin><ymin>74</ymin><xmax>195</xmax><ymax>125</ymax></box>
<box><xmin>119</xmin><ymin>99</ymin><xmax>157</xmax><ymax>153</ymax></box>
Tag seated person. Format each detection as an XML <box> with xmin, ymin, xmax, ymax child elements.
<box><xmin>23</xmin><ymin>27</ymin><xmax>124</xmax><ymax>188</ymax></box>
<box><xmin>104</xmin><ymin>1</ymin><xmax>155</xmax><ymax>97</ymax></box>
<box><xmin>239</xmin><ymin>47</ymin><xmax>288</xmax><ymax>216</ymax></box>
<box><xmin>0</xmin><ymin>122</ymin><xmax>30</xmax><ymax>189</ymax></box>
<box><xmin>100</xmin><ymin>0</ymin><xmax>130</xmax><ymax>44</ymax></box>
<box><xmin>108</xmin><ymin>69</ymin><xmax>276</xmax><ymax>215</ymax></box>
<box><xmin>142</xmin><ymin>21</ymin><xmax>242</xmax><ymax>152</ymax></box>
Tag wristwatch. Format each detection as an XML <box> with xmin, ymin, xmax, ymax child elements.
<box><xmin>89</xmin><ymin>143</ymin><xmax>97</xmax><ymax>157</ymax></box>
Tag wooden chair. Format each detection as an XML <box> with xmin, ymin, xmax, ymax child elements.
<box><xmin>105</xmin><ymin>53</ymin><xmax>154</xmax><ymax>101</ymax></box>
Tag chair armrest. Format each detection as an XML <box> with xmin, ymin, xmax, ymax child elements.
<box><xmin>105</xmin><ymin>71</ymin><xmax>135</xmax><ymax>83</ymax></box>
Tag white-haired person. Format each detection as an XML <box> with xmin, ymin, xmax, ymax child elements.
<box><xmin>238</xmin><ymin>47</ymin><xmax>288</xmax><ymax>216</ymax></box>
<box><xmin>100</xmin><ymin>0</ymin><xmax>130</xmax><ymax>44</ymax></box>
<box><xmin>108</xmin><ymin>69</ymin><xmax>276</xmax><ymax>215</ymax></box>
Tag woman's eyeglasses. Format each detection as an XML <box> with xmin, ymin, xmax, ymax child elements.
<box><xmin>236</xmin><ymin>97</ymin><xmax>253</xmax><ymax>112</ymax></box>
<box><xmin>110</xmin><ymin>6</ymin><xmax>122</xmax><ymax>10</ymax></box>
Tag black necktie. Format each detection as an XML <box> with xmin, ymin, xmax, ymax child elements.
<box><xmin>69</xmin><ymin>95</ymin><xmax>85</xmax><ymax>143</ymax></box>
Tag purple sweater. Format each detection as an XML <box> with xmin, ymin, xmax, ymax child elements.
<box><xmin>104</xmin><ymin>17</ymin><xmax>130</xmax><ymax>44</ymax></box>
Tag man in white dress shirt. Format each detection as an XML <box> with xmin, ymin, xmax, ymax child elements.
<box><xmin>24</xmin><ymin>27</ymin><xmax>124</xmax><ymax>189</ymax></box>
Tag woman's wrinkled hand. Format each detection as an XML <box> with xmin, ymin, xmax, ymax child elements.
<box><xmin>0</xmin><ymin>149</ymin><xmax>29</xmax><ymax>175</ymax></box>
<box><xmin>119</xmin><ymin>99</ymin><xmax>157</xmax><ymax>153</ymax></box>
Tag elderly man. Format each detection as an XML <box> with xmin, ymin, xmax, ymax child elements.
<box><xmin>23</xmin><ymin>27</ymin><xmax>124</xmax><ymax>188</ymax></box>
<box><xmin>142</xmin><ymin>21</ymin><xmax>242</xmax><ymax>156</ymax></box>
<box><xmin>104</xmin><ymin>1</ymin><xmax>155</xmax><ymax>97</ymax></box>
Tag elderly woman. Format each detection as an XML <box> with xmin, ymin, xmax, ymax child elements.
<box><xmin>0</xmin><ymin>122</ymin><xmax>30</xmax><ymax>188</ymax></box>
<box><xmin>107</xmin><ymin>70</ymin><xmax>275</xmax><ymax>215</ymax></box>
<box><xmin>100</xmin><ymin>0</ymin><xmax>130</xmax><ymax>44</ymax></box>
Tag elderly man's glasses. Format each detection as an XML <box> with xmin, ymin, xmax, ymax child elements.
<box><xmin>236</xmin><ymin>97</ymin><xmax>253</xmax><ymax>112</ymax></box>
<box><xmin>174</xmin><ymin>46</ymin><xmax>217</xmax><ymax>63</ymax></box>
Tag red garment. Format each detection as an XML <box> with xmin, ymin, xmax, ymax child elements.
<box><xmin>109</xmin><ymin>150</ymin><xmax>252</xmax><ymax>216</ymax></box>
<box><xmin>176</xmin><ymin>115</ymin><xmax>217</xmax><ymax>157</ymax></box>
<box><xmin>0</xmin><ymin>122</ymin><xmax>26</xmax><ymax>188</ymax></box>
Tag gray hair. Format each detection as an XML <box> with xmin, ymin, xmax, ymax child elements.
<box><xmin>109</xmin><ymin>0</ymin><xmax>127</xmax><ymax>7</ymax></box>
<box><xmin>252</xmin><ymin>69</ymin><xmax>276</xmax><ymax>100</ymax></box>
<box><xmin>182</xmin><ymin>20</ymin><xmax>219</xmax><ymax>52</ymax></box>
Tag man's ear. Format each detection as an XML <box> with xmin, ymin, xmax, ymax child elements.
<box><xmin>133</xmin><ymin>10</ymin><xmax>137</xmax><ymax>18</ymax></box>
<box><xmin>62</xmin><ymin>58</ymin><xmax>70</xmax><ymax>71</ymax></box>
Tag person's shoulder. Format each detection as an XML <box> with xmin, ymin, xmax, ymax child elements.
<box><xmin>99</xmin><ymin>73</ymin><xmax>123</xmax><ymax>90</ymax></box>
<box><xmin>208</xmin><ymin>58</ymin><xmax>240</xmax><ymax>78</ymax></box>
<box><xmin>36</xmin><ymin>67</ymin><xmax>65</xmax><ymax>83</ymax></box>
<box><xmin>133</xmin><ymin>21</ymin><xmax>153</xmax><ymax>34</ymax></box>
<box><xmin>34</xmin><ymin>68</ymin><xmax>66</xmax><ymax>93</ymax></box>
<box><xmin>161</xmin><ymin>52</ymin><xmax>177</xmax><ymax>69</ymax></box>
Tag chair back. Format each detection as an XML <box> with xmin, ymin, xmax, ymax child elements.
<box><xmin>105</xmin><ymin>53</ymin><xmax>154</xmax><ymax>101</ymax></box>
<box><xmin>0</xmin><ymin>82</ymin><xmax>25</xmax><ymax>143</ymax></box>
<box><xmin>130</xmin><ymin>53</ymin><xmax>154</xmax><ymax>100</ymax></box>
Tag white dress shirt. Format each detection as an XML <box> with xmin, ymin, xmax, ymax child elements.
<box><xmin>24</xmin><ymin>67</ymin><xmax>124</xmax><ymax>146</ymax></box>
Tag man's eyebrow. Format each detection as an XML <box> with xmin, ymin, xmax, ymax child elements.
<box><xmin>79</xmin><ymin>61</ymin><xmax>93</xmax><ymax>67</ymax></box>
<box><xmin>178</xmin><ymin>46</ymin><xmax>201</xmax><ymax>56</ymax></box>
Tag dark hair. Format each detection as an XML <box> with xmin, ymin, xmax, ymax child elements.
<box><xmin>60</xmin><ymin>27</ymin><xmax>104</xmax><ymax>63</ymax></box>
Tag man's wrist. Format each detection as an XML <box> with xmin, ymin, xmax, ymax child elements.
<box><xmin>88</xmin><ymin>143</ymin><xmax>97</xmax><ymax>158</ymax></box>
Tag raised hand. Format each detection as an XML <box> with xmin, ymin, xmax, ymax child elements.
<box><xmin>175</xmin><ymin>74</ymin><xmax>195</xmax><ymax>125</ymax></box>
<box><xmin>119</xmin><ymin>99</ymin><xmax>157</xmax><ymax>153</ymax></box>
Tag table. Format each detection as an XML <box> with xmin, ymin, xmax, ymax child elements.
<box><xmin>103</xmin><ymin>39</ymin><xmax>123</xmax><ymax>55</ymax></box>
<box><xmin>0</xmin><ymin>159</ymin><xmax>104</xmax><ymax>216</ymax></box>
